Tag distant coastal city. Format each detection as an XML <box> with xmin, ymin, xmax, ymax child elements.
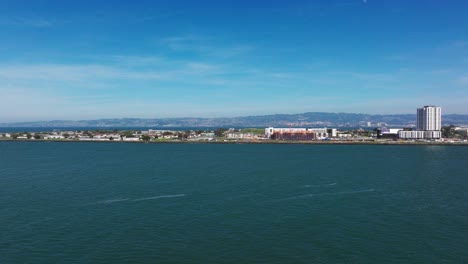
<box><xmin>1</xmin><ymin>106</ymin><xmax>467</xmax><ymax>144</ymax></box>
<box><xmin>2</xmin><ymin>2</ymin><xmax>468</xmax><ymax>263</ymax></box>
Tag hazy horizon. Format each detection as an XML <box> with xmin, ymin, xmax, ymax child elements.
<box><xmin>1</xmin><ymin>0</ymin><xmax>467</xmax><ymax>122</ymax></box>
<box><xmin>2</xmin><ymin>110</ymin><xmax>468</xmax><ymax>124</ymax></box>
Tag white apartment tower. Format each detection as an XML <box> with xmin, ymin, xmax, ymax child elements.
<box><xmin>417</xmin><ymin>106</ymin><xmax>441</xmax><ymax>131</ymax></box>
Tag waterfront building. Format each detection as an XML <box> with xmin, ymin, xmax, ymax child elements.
<box><xmin>417</xmin><ymin>106</ymin><xmax>441</xmax><ymax>131</ymax></box>
<box><xmin>454</xmin><ymin>127</ymin><xmax>468</xmax><ymax>137</ymax></box>
<box><xmin>398</xmin><ymin>130</ymin><xmax>441</xmax><ymax>139</ymax></box>
<box><xmin>400</xmin><ymin>105</ymin><xmax>442</xmax><ymax>139</ymax></box>
<box><xmin>376</xmin><ymin>128</ymin><xmax>402</xmax><ymax>139</ymax></box>
<box><xmin>226</xmin><ymin>132</ymin><xmax>255</xmax><ymax>139</ymax></box>
<box><xmin>265</xmin><ymin>127</ymin><xmax>328</xmax><ymax>140</ymax></box>
<box><xmin>327</xmin><ymin>128</ymin><xmax>337</xmax><ymax>137</ymax></box>
<box><xmin>44</xmin><ymin>135</ymin><xmax>65</xmax><ymax>140</ymax></box>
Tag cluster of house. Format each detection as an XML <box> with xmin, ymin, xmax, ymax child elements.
<box><xmin>2</xmin><ymin>105</ymin><xmax>467</xmax><ymax>142</ymax></box>
<box><xmin>0</xmin><ymin>131</ymin><xmax>139</xmax><ymax>141</ymax></box>
<box><xmin>262</xmin><ymin>106</ymin><xmax>468</xmax><ymax>141</ymax></box>
<box><xmin>0</xmin><ymin>129</ymin><xmax>249</xmax><ymax>141</ymax></box>
<box><xmin>2</xmin><ymin>125</ymin><xmax>467</xmax><ymax>142</ymax></box>
<box><xmin>262</xmin><ymin>126</ymin><xmax>467</xmax><ymax>141</ymax></box>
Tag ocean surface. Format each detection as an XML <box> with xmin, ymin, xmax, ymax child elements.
<box><xmin>1</xmin><ymin>142</ymin><xmax>467</xmax><ymax>264</ymax></box>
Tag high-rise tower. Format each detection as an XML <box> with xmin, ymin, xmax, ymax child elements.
<box><xmin>417</xmin><ymin>106</ymin><xmax>441</xmax><ymax>131</ymax></box>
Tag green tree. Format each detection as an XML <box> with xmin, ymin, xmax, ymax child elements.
<box><xmin>141</xmin><ymin>135</ymin><xmax>151</xmax><ymax>141</ymax></box>
<box><xmin>109</xmin><ymin>136</ymin><xmax>114</xmax><ymax>141</ymax></box>
<box><xmin>214</xmin><ymin>128</ymin><xmax>226</xmax><ymax>137</ymax></box>
<box><xmin>441</xmin><ymin>125</ymin><xmax>456</xmax><ymax>138</ymax></box>
<box><xmin>26</xmin><ymin>133</ymin><xmax>32</xmax><ymax>139</ymax></box>
<box><xmin>240</xmin><ymin>128</ymin><xmax>264</xmax><ymax>135</ymax></box>
<box><xmin>63</xmin><ymin>133</ymin><xmax>70</xmax><ymax>138</ymax></box>
<box><xmin>121</xmin><ymin>131</ymin><xmax>134</xmax><ymax>138</ymax></box>
<box><xmin>11</xmin><ymin>133</ymin><xmax>19</xmax><ymax>139</ymax></box>
<box><xmin>34</xmin><ymin>134</ymin><xmax>41</xmax><ymax>140</ymax></box>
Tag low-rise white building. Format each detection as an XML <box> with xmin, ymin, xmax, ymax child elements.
<box><xmin>226</xmin><ymin>133</ymin><xmax>255</xmax><ymax>139</ymax></box>
<box><xmin>122</xmin><ymin>137</ymin><xmax>140</xmax><ymax>141</ymax></box>
<box><xmin>455</xmin><ymin>127</ymin><xmax>468</xmax><ymax>137</ymax></box>
<box><xmin>44</xmin><ymin>135</ymin><xmax>65</xmax><ymax>140</ymax></box>
<box><xmin>399</xmin><ymin>130</ymin><xmax>441</xmax><ymax>139</ymax></box>
<box><xmin>92</xmin><ymin>134</ymin><xmax>121</xmax><ymax>141</ymax></box>
<box><xmin>337</xmin><ymin>133</ymin><xmax>352</xmax><ymax>138</ymax></box>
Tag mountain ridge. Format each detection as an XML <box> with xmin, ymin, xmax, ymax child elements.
<box><xmin>1</xmin><ymin>112</ymin><xmax>468</xmax><ymax>128</ymax></box>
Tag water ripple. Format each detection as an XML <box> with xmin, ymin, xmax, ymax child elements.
<box><xmin>281</xmin><ymin>189</ymin><xmax>375</xmax><ymax>201</ymax></box>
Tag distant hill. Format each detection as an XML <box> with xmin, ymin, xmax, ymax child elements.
<box><xmin>1</xmin><ymin>112</ymin><xmax>468</xmax><ymax>128</ymax></box>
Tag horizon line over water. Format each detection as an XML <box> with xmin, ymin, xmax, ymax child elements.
<box><xmin>1</xmin><ymin>141</ymin><xmax>467</xmax><ymax>263</ymax></box>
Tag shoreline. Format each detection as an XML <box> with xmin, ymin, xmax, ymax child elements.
<box><xmin>1</xmin><ymin>138</ymin><xmax>467</xmax><ymax>146</ymax></box>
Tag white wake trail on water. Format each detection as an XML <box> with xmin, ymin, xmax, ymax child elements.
<box><xmin>96</xmin><ymin>194</ymin><xmax>185</xmax><ymax>204</ymax></box>
<box><xmin>281</xmin><ymin>189</ymin><xmax>375</xmax><ymax>201</ymax></box>
<box><xmin>97</xmin><ymin>198</ymin><xmax>130</xmax><ymax>204</ymax></box>
<box><xmin>132</xmin><ymin>194</ymin><xmax>186</xmax><ymax>201</ymax></box>
<box><xmin>304</xmin><ymin>183</ymin><xmax>337</xmax><ymax>188</ymax></box>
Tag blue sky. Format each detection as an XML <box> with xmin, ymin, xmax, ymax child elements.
<box><xmin>0</xmin><ymin>0</ymin><xmax>467</xmax><ymax>121</ymax></box>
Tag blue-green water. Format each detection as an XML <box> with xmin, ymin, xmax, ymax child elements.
<box><xmin>1</xmin><ymin>142</ymin><xmax>467</xmax><ymax>263</ymax></box>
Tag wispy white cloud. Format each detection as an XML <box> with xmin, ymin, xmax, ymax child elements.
<box><xmin>0</xmin><ymin>56</ymin><xmax>226</xmax><ymax>94</ymax></box>
<box><xmin>0</xmin><ymin>16</ymin><xmax>55</xmax><ymax>27</ymax></box>
<box><xmin>157</xmin><ymin>34</ymin><xmax>253</xmax><ymax>58</ymax></box>
<box><xmin>429</xmin><ymin>69</ymin><xmax>454</xmax><ymax>75</ymax></box>
<box><xmin>452</xmin><ymin>40</ymin><xmax>468</xmax><ymax>48</ymax></box>
<box><xmin>208</xmin><ymin>45</ymin><xmax>253</xmax><ymax>58</ymax></box>
<box><xmin>184</xmin><ymin>62</ymin><xmax>220</xmax><ymax>74</ymax></box>
<box><xmin>436</xmin><ymin>40</ymin><xmax>468</xmax><ymax>53</ymax></box>
<box><xmin>383</xmin><ymin>54</ymin><xmax>408</xmax><ymax>61</ymax></box>
<box><xmin>110</xmin><ymin>55</ymin><xmax>163</xmax><ymax>66</ymax></box>
<box><xmin>159</xmin><ymin>35</ymin><xmax>206</xmax><ymax>51</ymax></box>
<box><xmin>141</xmin><ymin>13</ymin><xmax>173</xmax><ymax>21</ymax></box>
<box><xmin>0</xmin><ymin>64</ymin><xmax>163</xmax><ymax>83</ymax></box>
<box><xmin>348</xmin><ymin>71</ymin><xmax>397</xmax><ymax>82</ymax></box>
<box><xmin>269</xmin><ymin>73</ymin><xmax>295</xmax><ymax>79</ymax></box>
<box><xmin>458</xmin><ymin>76</ymin><xmax>468</xmax><ymax>85</ymax></box>
<box><xmin>1</xmin><ymin>50</ymin><xmax>467</xmax><ymax>121</ymax></box>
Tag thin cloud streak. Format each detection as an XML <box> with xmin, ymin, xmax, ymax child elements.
<box><xmin>0</xmin><ymin>61</ymin><xmax>223</xmax><ymax>85</ymax></box>
<box><xmin>458</xmin><ymin>76</ymin><xmax>468</xmax><ymax>85</ymax></box>
<box><xmin>157</xmin><ymin>34</ymin><xmax>254</xmax><ymax>58</ymax></box>
<box><xmin>0</xmin><ymin>16</ymin><xmax>55</xmax><ymax>27</ymax></box>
